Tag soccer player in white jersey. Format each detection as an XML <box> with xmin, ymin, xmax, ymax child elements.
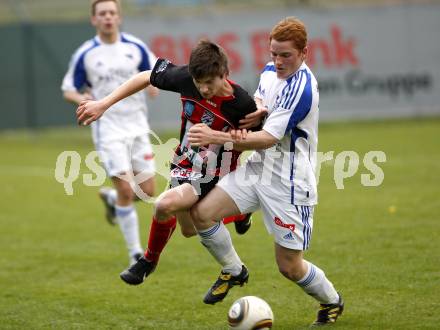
<box><xmin>188</xmin><ymin>17</ymin><xmax>344</xmax><ymax>326</ymax></box>
<box><xmin>61</xmin><ymin>0</ymin><xmax>157</xmax><ymax>265</ymax></box>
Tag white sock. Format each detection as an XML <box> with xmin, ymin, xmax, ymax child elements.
<box><xmin>115</xmin><ymin>204</ymin><xmax>143</xmax><ymax>256</ymax></box>
<box><xmin>106</xmin><ymin>189</ymin><xmax>117</xmax><ymax>206</ymax></box>
<box><xmin>197</xmin><ymin>222</ymin><xmax>243</xmax><ymax>275</ymax></box>
<box><xmin>296</xmin><ymin>260</ymin><xmax>339</xmax><ymax>304</ymax></box>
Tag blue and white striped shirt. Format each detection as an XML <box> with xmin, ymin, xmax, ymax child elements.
<box><xmin>252</xmin><ymin>61</ymin><xmax>319</xmax><ymax>205</ymax></box>
<box><xmin>61</xmin><ymin>33</ymin><xmax>157</xmax><ymax>142</ymax></box>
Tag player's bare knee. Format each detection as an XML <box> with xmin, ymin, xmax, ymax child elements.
<box><xmin>116</xmin><ymin>184</ymin><xmax>134</xmax><ymax>204</ymax></box>
<box><xmin>149</xmin><ymin>186</ymin><xmax>155</xmax><ymax>196</ymax></box>
<box><xmin>140</xmin><ymin>181</ymin><xmax>155</xmax><ymax>197</ymax></box>
<box><xmin>278</xmin><ymin>265</ymin><xmax>294</xmax><ymax>280</ymax></box>
<box><xmin>180</xmin><ymin>226</ymin><xmax>196</xmax><ymax>238</ymax></box>
<box><xmin>190</xmin><ymin>205</ymin><xmax>203</xmax><ymax>225</ymax></box>
<box><xmin>142</xmin><ymin>186</ymin><xmax>155</xmax><ymax>198</ymax></box>
<box><xmin>154</xmin><ymin>196</ymin><xmax>176</xmax><ymax>219</ymax></box>
<box><xmin>278</xmin><ymin>263</ymin><xmax>303</xmax><ymax>282</ymax></box>
<box><xmin>192</xmin><ymin>209</ymin><xmax>215</xmax><ymax>231</ymax></box>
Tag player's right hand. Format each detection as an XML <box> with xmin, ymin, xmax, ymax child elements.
<box><xmin>230</xmin><ymin>128</ymin><xmax>248</xmax><ymax>142</ymax></box>
<box><xmin>76</xmin><ymin>100</ymin><xmax>106</xmax><ymax>126</ymax></box>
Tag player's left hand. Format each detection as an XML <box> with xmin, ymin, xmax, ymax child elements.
<box><xmin>188</xmin><ymin>123</ymin><xmax>213</xmax><ymax>146</ymax></box>
<box><xmin>238</xmin><ymin>107</ymin><xmax>268</xmax><ymax>129</ymax></box>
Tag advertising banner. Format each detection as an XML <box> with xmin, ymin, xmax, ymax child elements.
<box><xmin>125</xmin><ymin>3</ymin><xmax>440</xmax><ymax>127</ymax></box>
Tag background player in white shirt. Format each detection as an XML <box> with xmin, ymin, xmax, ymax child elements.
<box><xmin>61</xmin><ymin>0</ymin><xmax>158</xmax><ymax>265</ymax></box>
<box><xmin>188</xmin><ymin>17</ymin><xmax>344</xmax><ymax>326</ymax></box>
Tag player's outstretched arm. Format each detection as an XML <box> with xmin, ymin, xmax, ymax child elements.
<box><xmin>63</xmin><ymin>90</ymin><xmax>93</xmax><ymax>105</ymax></box>
<box><xmin>188</xmin><ymin>124</ymin><xmax>245</xmax><ymax>146</ymax></box>
<box><xmin>231</xmin><ymin>129</ymin><xmax>277</xmax><ymax>151</ymax></box>
<box><xmin>188</xmin><ymin>123</ymin><xmax>277</xmax><ymax>151</ymax></box>
<box><xmin>76</xmin><ymin>70</ymin><xmax>152</xmax><ymax>125</ymax></box>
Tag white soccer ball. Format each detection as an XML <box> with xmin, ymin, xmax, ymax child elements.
<box><xmin>228</xmin><ymin>296</ymin><xmax>274</xmax><ymax>330</ymax></box>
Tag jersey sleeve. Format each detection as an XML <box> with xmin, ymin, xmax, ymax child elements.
<box><xmin>61</xmin><ymin>40</ymin><xmax>96</xmax><ymax>92</ymax></box>
<box><xmin>222</xmin><ymin>84</ymin><xmax>259</xmax><ymax>130</ymax></box>
<box><xmin>61</xmin><ymin>55</ymin><xmax>77</xmax><ymax>92</ymax></box>
<box><xmin>137</xmin><ymin>44</ymin><xmax>157</xmax><ymax>72</ymax></box>
<box><xmin>150</xmin><ymin>58</ymin><xmax>188</xmax><ymax>93</ymax></box>
<box><xmin>61</xmin><ymin>51</ymin><xmax>87</xmax><ymax>92</ymax></box>
<box><xmin>234</xmin><ymin>85</ymin><xmax>258</xmax><ymax>118</ymax></box>
<box><xmin>137</xmin><ymin>42</ymin><xmax>157</xmax><ymax>71</ymax></box>
<box><xmin>242</xmin><ymin>95</ymin><xmax>261</xmax><ymax>132</ymax></box>
<box><xmin>254</xmin><ymin>79</ymin><xmax>263</xmax><ymax>99</ymax></box>
<box><xmin>147</xmin><ymin>50</ymin><xmax>158</xmax><ymax>70</ymax></box>
<box><xmin>254</xmin><ymin>63</ymin><xmax>275</xmax><ymax>100</ymax></box>
<box><xmin>263</xmin><ymin>70</ymin><xmax>313</xmax><ymax>139</ymax></box>
<box><xmin>120</xmin><ymin>33</ymin><xmax>157</xmax><ymax>72</ymax></box>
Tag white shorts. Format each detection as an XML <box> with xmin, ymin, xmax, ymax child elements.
<box><xmin>217</xmin><ymin>165</ymin><xmax>314</xmax><ymax>250</ymax></box>
<box><xmin>96</xmin><ymin>134</ymin><xmax>155</xmax><ymax>178</ymax></box>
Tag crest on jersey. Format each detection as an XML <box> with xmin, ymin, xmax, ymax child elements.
<box><xmin>201</xmin><ymin>110</ymin><xmax>214</xmax><ymax>126</ymax></box>
<box><xmin>184</xmin><ymin>101</ymin><xmax>195</xmax><ymax>118</ymax></box>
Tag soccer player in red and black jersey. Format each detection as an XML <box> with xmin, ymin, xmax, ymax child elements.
<box><xmin>76</xmin><ymin>40</ymin><xmax>267</xmax><ymax>284</ymax></box>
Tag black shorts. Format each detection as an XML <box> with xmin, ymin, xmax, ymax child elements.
<box><xmin>169</xmin><ymin>168</ymin><xmax>219</xmax><ymax>199</ymax></box>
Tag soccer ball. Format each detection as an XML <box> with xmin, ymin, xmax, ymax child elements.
<box><xmin>228</xmin><ymin>296</ymin><xmax>274</xmax><ymax>330</ymax></box>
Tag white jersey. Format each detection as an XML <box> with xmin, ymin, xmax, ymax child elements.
<box><xmin>251</xmin><ymin>61</ymin><xmax>319</xmax><ymax>206</ymax></box>
<box><xmin>62</xmin><ymin>33</ymin><xmax>157</xmax><ymax>142</ymax></box>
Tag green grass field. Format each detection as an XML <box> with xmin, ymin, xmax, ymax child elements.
<box><xmin>1</xmin><ymin>118</ymin><xmax>439</xmax><ymax>329</ymax></box>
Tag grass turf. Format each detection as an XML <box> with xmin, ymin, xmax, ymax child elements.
<box><xmin>0</xmin><ymin>118</ymin><xmax>439</xmax><ymax>329</ymax></box>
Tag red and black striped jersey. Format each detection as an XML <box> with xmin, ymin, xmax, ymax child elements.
<box><xmin>150</xmin><ymin>58</ymin><xmax>257</xmax><ymax>177</ymax></box>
